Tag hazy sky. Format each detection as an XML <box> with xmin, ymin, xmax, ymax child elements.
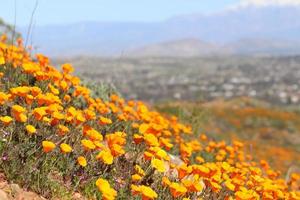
<box><xmin>0</xmin><ymin>0</ymin><xmax>239</xmax><ymax>26</ymax></box>
<box><xmin>1</xmin><ymin>0</ymin><xmax>299</xmax><ymax>26</ymax></box>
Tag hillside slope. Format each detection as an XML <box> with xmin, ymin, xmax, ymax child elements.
<box><xmin>157</xmin><ymin>97</ymin><xmax>300</xmax><ymax>172</ymax></box>
<box><xmin>127</xmin><ymin>39</ymin><xmax>229</xmax><ymax>57</ymax></box>
<box><xmin>0</xmin><ymin>38</ymin><xmax>299</xmax><ymax>199</ymax></box>
<box><xmin>0</xmin><ymin>18</ymin><xmax>21</xmax><ymax>42</ymax></box>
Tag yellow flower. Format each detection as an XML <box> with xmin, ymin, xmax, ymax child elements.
<box><xmin>0</xmin><ymin>56</ymin><xmax>4</xmax><ymax>65</ymax></box>
<box><xmin>96</xmin><ymin>149</ymin><xmax>114</xmax><ymax>165</ymax></box>
<box><xmin>169</xmin><ymin>182</ymin><xmax>187</xmax><ymax>198</ymax></box>
<box><xmin>177</xmin><ymin>164</ymin><xmax>192</xmax><ymax>179</ymax></box>
<box><xmin>235</xmin><ymin>190</ymin><xmax>257</xmax><ymax>200</ymax></box>
<box><xmin>10</xmin><ymin>86</ymin><xmax>30</xmax><ymax>97</ymax></box>
<box><xmin>192</xmin><ymin>165</ymin><xmax>211</xmax><ymax>177</ymax></box>
<box><xmin>86</xmin><ymin>129</ymin><xmax>103</xmax><ymax>141</ymax></box>
<box><xmin>0</xmin><ymin>92</ymin><xmax>9</xmax><ymax>105</ymax></box>
<box><xmin>22</xmin><ymin>63</ymin><xmax>40</xmax><ymax>74</ymax></box>
<box><xmin>153</xmin><ymin>147</ymin><xmax>169</xmax><ymax>160</ymax></box>
<box><xmin>162</xmin><ymin>176</ymin><xmax>171</xmax><ymax>187</ymax></box>
<box><xmin>15</xmin><ymin>113</ymin><xmax>27</xmax><ymax>123</ymax></box>
<box><xmin>210</xmin><ymin>181</ymin><xmax>222</xmax><ymax>192</ymax></box>
<box><xmin>63</xmin><ymin>94</ymin><xmax>71</xmax><ymax>102</ymax></box>
<box><xmin>30</xmin><ymin>87</ymin><xmax>42</xmax><ymax>97</ymax></box>
<box><xmin>81</xmin><ymin>139</ymin><xmax>96</xmax><ymax>150</ymax></box>
<box><xmin>144</xmin><ymin>134</ymin><xmax>159</xmax><ymax>146</ymax></box>
<box><xmin>131</xmin><ymin>185</ymin><xmax>157</xmax><ymax>200</ymax></box>
<box><xmin>131</xmin><ymin>174</ymin><xmax>142</xmax><ymax>182</ymax></box>
<box><xmin>25</xmin><ymin>94</ymin><xmax>34</xmax><ymax>105</ymax></box>
<box><xmin>131</xmin><ymin>184</ymin><xmax>141</xmax><ymax>195</ymax></box>
<box><xmin>12</xmin><ymin>105</ymin><xmax>26</xmax><ymax>114</ymax></box>
<box><xmin>59</xmin><ymin>80</ymin><xmax>68</xmax><ymax>91</ymax></box>
<box><xmin>61</xmin><ymin>63</ymin><xmax>74</xmax><ymax>74</ymax></box>
<box><xmin>48</xmin><ymin>84</ymin><xmax>59</xmax><ymax>95</ymax></box>
<box><xmin>225</xmin><ymin>180</ymin><xmax>236</xmax><ymax>191</ymax></box>
<box><xmin>151</xmin><ymin>158</ymin><xmax>166</xmax><ymax>173</ymax></box>
<box><xmin>159</xmin><ymin>137</ymin><xmax>173</xmax><ymax>150</ymax></box>
<box><xmin>58</xmin><ymin>125</ymin><xmax>69</xmax><ymax>136</ymax></box>
<box><xmin>134</xmin><ymin>165</ymin><xmax>145</xmax><ymax>176</ymax></box>
<box><xmin>95</xmin><ymin>178</ymin><xmax>117</xmax><ymax>200</ymax></box>
<box><xmin>75</xmin><ymin>112</ymin><xmax>86</xmax><ymax>124</ymax></box>
<box><xmin>42</xmin><ymin>141</ymin><xmax>56</xmax><ymax>153</ymax></box>
<box><xmin>110</xmin><ymin>94</ymin><xmax>119</xmax><ymax>102</ymax></box>
<box><xmin>99</xmin><ymin>116</ymin><xmax>112</xmax><ymax>125</ymax></box>
<box><xmin>26</xmin><ymin>125</ymin><xmax>36</xmax><ymax>134</ymax></box>
<box><xmin>32</xmin><ymin>107</ymin><xmax>47</xmax><ymax>121</ymax></box>
<box><xmin>110</xmin><ymin>144</ymin><xmax>125</xmax><ymax>157</ymax></box>
<box><xmin>196</xmin><ymin>156</ymin><xmax>205</xmax><ymax>163</ymax></box>
<box><xmin>94</xmin><ymin>141</ymin><xmax>106</xmax><ymax>150</ymax></box>
<box><xmin>139</xmin><ymin>123</ymin><xmax>149</xmax><ymax>134</ymax></box>
<box><xmin>102</xmin><ymin>188</ymin><xmax>117</xmax><ymax>200</ymax></box>
<box><xmin>181</xmin><ymin>179</ymin><xmax>203</xmax><ymax>193</ymax></box>
<box><xmin>42</xmin><ymin>116</ymin><xmax>51</xmax><ymax>123</ymax></box>
<box><xmin>0</xmin><ymin>116</ymin><xmax>13</xmax><ymax>126</ymax></box>
<box><xmin>140</xmin><ymin>185</ymin><xmax>158</xmax><ymax>200</ymax></box>
<box><xmin>77</xmin><ymin>156</ymin><xmax>87</xmax><ymax>167</ymax></box>
<box><xmin>60</xmin><ymin>143</ymin><xmax>72</xmax><ymax>153</ymax></box>
<box><xmin>144</xmin><ymin>151</ymin><xmax>154</xmax><ymax>161</ymax></box>
<box><xmin>133</xmin><ymin>134</ymin><xmax>143</xmax><ymax>144</ymax></box>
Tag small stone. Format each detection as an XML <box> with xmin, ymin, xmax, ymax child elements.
<box><xmin>0</xmin><ymin>189</ymin><xmax>9</xmax><ymax>200</ymax></box>
<box><xmin>0</xmin><ymin>181</ymin><xmax>8</xmax><ymax>189</ymax></box>
<box><xmin>10</xmin><ymin>183</ymin><xmax>21</xmax><ymax>196</ymax></box>
<box><xmin>72</xmin><ymin>192</ymin><xmax>82</xmax><ymax>199</ymax></box>
<box><xmin>15</xmin><ymin>191</ymin><xmax>41</xmax><ymax>200</ymax></box>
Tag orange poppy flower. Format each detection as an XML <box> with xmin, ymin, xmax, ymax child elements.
<box><xmin>77</xmin><ymin>156</ymin><xmax>87</xmax><ymax>167</ymax></box>
<box><xmin>140</xmin><ymin>185</ymin><xmax>158</xmax><ymax>200</ymax></box>
<box><xmin>169</xmin><ymin>182</ymin><xmax>187</xmax><ymax>198</ymax></box>
<box><xmin>60</xmin><ymin>143</ymin><xmax>72</xmax><ymax>153</ymax></box>
<box><xmin>144</xmin><ymin>134</ymin><xmax>159</xmax><ymax>146</ymax></box>
<box><xmin>81</xmin><ymin>139</ymin><xmax>96</xmax><ymax>151</ymax></box>
<box><xmin>151</xmin><ymin>158</ymin><xmax>166</xmax><ymax>173</ymax></box>
<box><xmin>96</xmin><ymin>149</ymin><xmax>114</xmax><ymax>165</ymax></box>
<box><xmin>0</xmin><ymin>116</ymin><xmax>13</xmax><ymax>126</ymax></box>
<box><xmin>99</xmin><ymin>116</ymin><xmax>112</xmax><ymax>125</ymax></box>
<box><xmin>42</xmin><ymin>141</ymin><xmax>56</xmax><ymax>153</ymax></box>
<box><xmin>26</xmin><ymin>125</ymin><xmax>36</xmax><ymax>134</ymax></box>
<box><xmin>57</xmin><ymin>125</ymin><xmax>69</xmax><ymax>136</ymax></box>
<box><xmin>61</xmin><ymin>63</ymin><xmax>74</xmax><ymax>74</ymax></box>
<box><xmin>134</xmin><ymin>165</ymin><xmax>145</xmax><ymax>176</ymax></box>
<box><xmin>15</xmin><ymin>113</ymin><xmax>27</xmax><ymax>123</ymax></box>
<box><xmin>133</xmin><ymin>134</ymin><xmax>143</xmax><ymax>144</ymax></box>
<box><xmin>86</xmin><ymin>129</ymin><xmax>103</xmax><ymax>141</ymax></box>
<box><xmin>95</xmin><ymin>178</ymin><xmax>117</xmax><ymax>200</ymax></box>
<box><xmin>12</xmin><ymin>105</ymin><xmax>26</xmax><ymax>114</ymax></box>
<box><xmin>131</xmin><ymin>174</ymin><xmax>142</xmax><ymax>182</ymax></box>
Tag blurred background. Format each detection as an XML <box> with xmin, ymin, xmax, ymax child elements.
<box><xmin>1</xmin><ymin>0</ymin><xmax>300</xmax><ymax>171</ymax></box>
<box><xmin>2</xmin><ymin>0</ymin><xmax>300</xmax><ymax>103</ymax></box>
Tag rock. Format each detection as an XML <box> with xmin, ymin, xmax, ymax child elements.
<box><xmin>0</xmin><ymin>189</ymin><xmax>9</xmax><ymax>200</ymax></box>
<box><xmin>0</xmin><ymin>181</ymin><xmax>8</xmax><ymax>190</ymax></box>
<box><xmin>15</xmin><ymin>191</ymin><xmax>42</xmax><ymax>200</ymax></box>
<box><xmin>10</xmin><ymin>183</ymin><xmax>21</xmax><ymax>196</ymax></box>
<box><xmin>72</xmin><ymin>192</ymin><xmax>83</xmax><ymax>199</ymax></box>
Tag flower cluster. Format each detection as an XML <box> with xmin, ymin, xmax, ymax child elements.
<box><xmin>0</xmin><ymin>36</ymin><xmax>299</xmax><ymax>199</ymax></box>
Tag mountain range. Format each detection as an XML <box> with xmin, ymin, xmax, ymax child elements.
<box><xmin>18</xmin><ymin>4</ymin><xmax>300</xmax><ymax>57</ymax></box>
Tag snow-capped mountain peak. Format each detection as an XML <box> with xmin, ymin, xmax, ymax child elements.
<box><xmin>231</xmin><ymin>0</ymin><xmax>300</xmax><ymax>9</ymax></box>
